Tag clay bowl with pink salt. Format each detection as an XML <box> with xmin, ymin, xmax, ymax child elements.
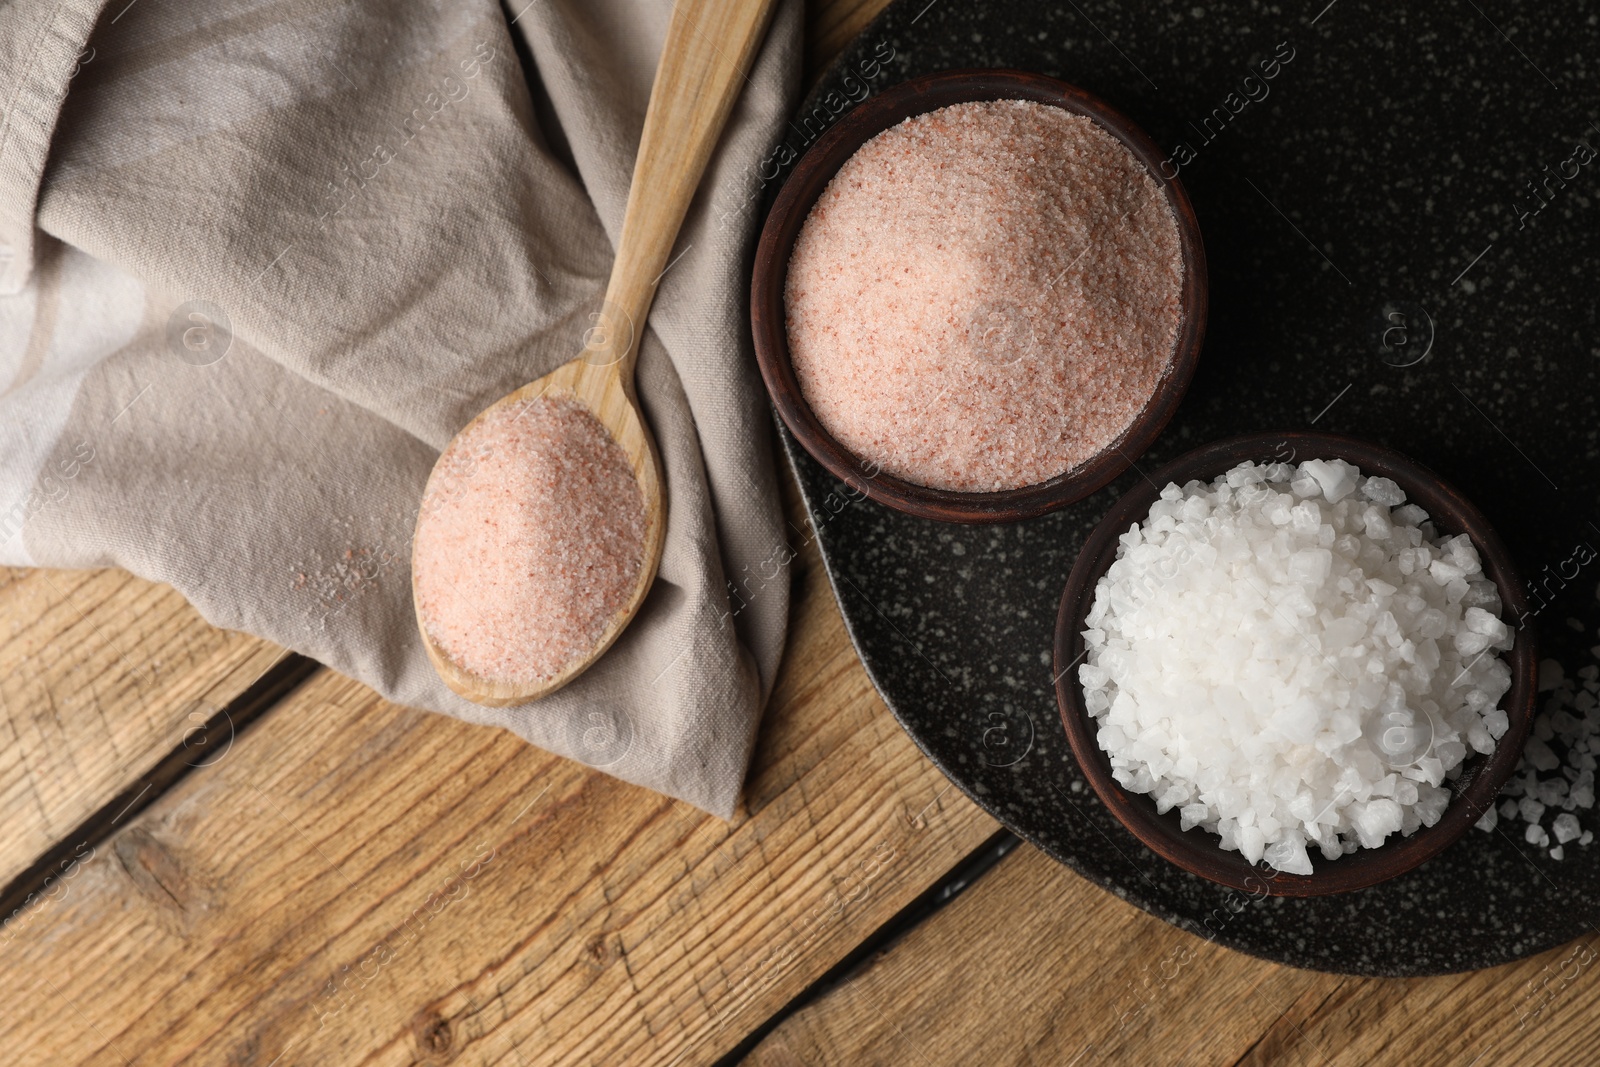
<box><xmin>751</xmin><ymin>69</ymin><xmax>1207</xmax><ymax>523</ymax></box>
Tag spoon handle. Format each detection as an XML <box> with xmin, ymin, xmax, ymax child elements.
<box><xmin>591</xmin><ymin>0</ymin><xmax>781</xmax><ymax>375</ymax></box>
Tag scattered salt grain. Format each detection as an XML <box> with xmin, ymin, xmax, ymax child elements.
<box><xmin>1081</xmin><ymin>459</ymin><xmax>1514</xmax><ymax>875</ymax></box>
<box><xmin>1539</xmin><ymin>658</ymin><xmax>1566</xmax><ymax>692</ymax></box>
<box><xmin>1482</xmin><ymin>644</ymin><xmax>1600</xmax><ymax>860</ymax></box>
<box><xmin>412</xmin><ymin>392</ymin><xmax>646</xmax><ymax>687</ymax></box>
<box><xmin>785</xmin><ymin>99</ymin><xmax>1183</xmax><ymax>492</ymax></box>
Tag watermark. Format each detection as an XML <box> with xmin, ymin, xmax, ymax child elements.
<box><xmin>1515</xmin><ymin>939</ymin><xmax>1598</xmax><ymax>1030</ymax></box>
<box><xmin>292</xmin><ymin>543</ymin><xmax>407</xmax><ymax>621</ymax></box>
<box><xmin>1</xmin><ymin>842</ymin><xmax>97</xmax><ymax>943</ymax></box>
<box><xmin>713</xmin><ymin>41</ymin><xmax>898</xmax><ymax>233</ymax></box>
<box><xmin>1160</xmin><ymin>41</ymin><xmax>1297</xmax><ymax>179</ymax></box>
<box><xmin>962</xmin><ymin>300</ymin><xmax>1038</xmax><ymax>367</ymax></box>
<box><xmin>709</xmin><ymin>836</ymin><xmax>898</xmax><ymax>1031</ymax></box>
<box><xmin>579</xmin><ymin>297</ymin><xmax>636</xmax><ymax>368</ymax></box>
<box><xmin>1095</xmin><ymin>449</ymin><xmax>1289</xmax><ymax>616</ymax></box>
<box><xmin>0</xmin><ymin>440</ymin><xmax>96</xmax><ymax>547</ymax></box>
<box><xmin>1362</xmin><ymin>703</ymin><xmax>1436</xmax><ymax>770</ymax></box>
<box><xmin>69</xmin><ymin>44</ymin><xmax>94</xmax><ymax>80</ymax></box>
<box><xmin>1512</xmin><ymin>132</ymin><xmax>1598</xmax><ymax>230</ymax></box>
<box><xmin>308</xmin><ymin>838</ymin><xmax>496</xmax><ymax>1031</ymax></box>
<box><xmin>1449</xmin><ymin>123</ymin><xmax>1600</xmax><ymax>290</ymax></box>
<box><xmin>315</xmin><ymin>42</ymin><xmax>499</xmax><ymax>229</ymax></box>
<box><xmin>977</xmin><ymin>703</ymin><xmax>1036</xmax><ymax>767</ymax></box>
<box><xmin>563</xmin><ymin>704</ymin><xmax>634</xmax><ymax>768</ymax></box>
<box><xmin>178</xmin><ymin>699</ymin><xmax>234</xmax><ymax>769</ymax></box>
<box><xmin>685</xmin><ymin>787</ymin><xmax>957</xmax><ymax>1063</ymax></box>
<box><xmin>1109</xmin><ymin>871</ymin><xmax>1279</xmax><ymax>1032</ymax></box>
<box><xmin>720</xmin><ymin>457</ymin><xmax>881</xmax><ymax>630</ymax></box>
<box><xmin>166</xmin><ymin>299</ymin><xmax>233</xmax><ymax>366</ymax></box>
<box><xmin>1516</xmin><ymin>534</ymin><xmax>1599</xmax><ymax>630</ymax></box>
<box><xmin>1372</xmin><ymin>300</ymin><xmax>1434</xmax><ymax>368</ymax></box>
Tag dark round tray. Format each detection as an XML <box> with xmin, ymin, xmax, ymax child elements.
<box><xmin>773</xmin><ymin>0</ymin><xmax>1600</xmax><ymax>975</ymax></box>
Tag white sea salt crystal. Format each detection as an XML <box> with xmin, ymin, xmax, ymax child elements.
<box><xmin>1361</xmin><ymin>477</ymin><xmax>1407</xmax><ymax>507</ymax></box>
<box><xmin>1082</xmin><ymin>459</ymin><xmax>1514</xmax><ymax>873</ymax></box>
<box><xmin>1540</xmin><ymin>659</ymin><xmax>1566</xmax><ymax>692</ymax></box>
<box><xmin>1393</xmin><ymin>504</ymin><xmax>1428</xmax><ymax>527</ymax></box>
<box><xmin>1264</xmin><ymin>834</ymin><xmax>1314</xmax><ymax>875</ymax></box>
<box><xmin>1303</xmin><ymin>458</ymin><xmax>1358</xmax><ymax>502</ymax></box>
<box><xmin>1524</xmin><ymin>736</ymin><xmax>1561</xmax><ymax>772</ymax></box>
<box><xmin>1537</xmin><ymin>779</ymin><xmax>1568</xmax><ymax>806</ymax></box>
<box><xmin>1554</xmin><ymin>813</ymin><xmax>1582</xmax><ymax>844</ymax></box>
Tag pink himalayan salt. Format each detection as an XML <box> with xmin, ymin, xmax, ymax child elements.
<box><xmin>413</xmin><ymin>391</ymin><xmax>645</xmax><ymax>687</ymax></box>
<box><xmin>785</xmin><ymin>99</ymin><xmax>1184</xmax><ymax>493</ymax></box>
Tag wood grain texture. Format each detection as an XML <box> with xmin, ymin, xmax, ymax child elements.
<box><xmin>0</xmin><ymin>566</ymin><xmax>285</xmax><ymax>893</ymax></box>
<box><xmin>13</xmin><ymin>2</ymin><xmax>1598</xmax><ymax>1066</ymax></box>
<box><xmin>0</xmin><ymin>528</ymin><xmax>999</xmax><ymax>1065</ymax></box>
<box><xmin>740</xmin><ymin>842</ymin><xmax>1600</xmax><ymax>1067</ymax></box>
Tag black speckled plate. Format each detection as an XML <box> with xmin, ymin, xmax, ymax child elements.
<box><xmin>771</xmin><ymin>0</ymin><xmax>1600</xmax><ymax>975</ymax></box>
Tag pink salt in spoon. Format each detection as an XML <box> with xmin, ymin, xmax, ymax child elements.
<box><xmin>412</xmin><ymin>0</ymin><xmax>780</xmax><ymax>706</ymax></box>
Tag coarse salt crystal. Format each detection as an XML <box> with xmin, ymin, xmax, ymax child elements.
<box><xmin>1081</xmin><ymin>459</ymin><xmax>1514</xmax><ymax>873</ymax></box>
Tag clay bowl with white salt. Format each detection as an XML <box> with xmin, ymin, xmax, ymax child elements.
<box><xmin>1054</xmin><ymin>431</ymin><xmax>1538</xmax><ymax>896</ymax></box>
<box><xmin>751</xmin><ymin>69</ymin><xmax>1207</xmax><ymax>523</ymax></box>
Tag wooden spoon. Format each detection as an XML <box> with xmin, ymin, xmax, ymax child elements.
<box><xmin>415</xmin><ymin>0</ymin><xmax>780</xmax><ymax>706</ymax></box>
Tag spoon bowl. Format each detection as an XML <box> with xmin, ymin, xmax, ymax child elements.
<box><xmin>414</xmin><ymin>349</ymin><xmax>665</xmax><ymax>706</ymax></box>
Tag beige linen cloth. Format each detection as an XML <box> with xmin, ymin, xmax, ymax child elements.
<box><xmin>0</xmin><ymin>0</ymin><xmax>801</xmax><ymax>817</ymax></box>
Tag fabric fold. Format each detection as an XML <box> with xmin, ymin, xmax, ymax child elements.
<box><xmin>0</xmin><ymin>0</ymin><xmax>108</xmax><ymax>295</ymax></box>
<box><xmin>0</xmin><ymin>0</ymin><xmax>801</xmax><ymax>818</ymax></box>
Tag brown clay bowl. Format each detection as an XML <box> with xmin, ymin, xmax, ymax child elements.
<box><xmin>1053</xmin><ymin>431</ymin><xmax>1537</xmax><ymax>896</ymax></box>
<box><xmin>750</xmin><ymin>69</ymin><xmax>1208</xmax><ymax>524</ymax></box>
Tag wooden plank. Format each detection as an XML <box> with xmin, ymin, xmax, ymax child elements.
<box><xmin>739</xmin><ymin>842</ymin><xmax>1600</xmax><ymax>1067</ymax></box>
<box><xmin>0</xmin><ymin>567</ymin><xmax>287</xmax><ymax>892</ymax></box>
<box><xmin>1236</xmin><ymin>936</ymin><xmax>1600</xmax><ymax>1067</ymax></box>
<box><xmin>740</xmin><ymin>845</ymin><xmax>1328</xmax><ymax>1066</ymax></box>
<box><xmin>0</xmin><ymin>525</ymin><xmax>999</xmax><ymax>1065</ymax></box>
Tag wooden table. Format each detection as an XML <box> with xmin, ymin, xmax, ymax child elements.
<box><xmin>4</xmin><ymin>3</ymin><xmax>1598</xmax><ymax>1064</ymax></box>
